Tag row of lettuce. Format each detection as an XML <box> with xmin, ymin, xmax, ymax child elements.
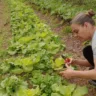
<box><xmin>26</xmin><ymin>0</ymin><xmax>85</xmax><ymax>21</ymax></box>
<box><xmin>0</xmin><ymin>0</ymin><xmax>88</xmax><ymax>96</ymax></box>
<box><xmin>2</xmin><ymin>0</ymin><xmax>65</xmax><ymax>74</ymax></box>
<box><xmin>27</xmin><ymin>0</ymin><xmax>96</xmax><ymax>21</ymax></box>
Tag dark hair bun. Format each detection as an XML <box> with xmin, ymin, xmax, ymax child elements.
<box><xmin>87</xmin><ymin>9</ymin><xmax>95</xmax><ymax>17</ymax></box>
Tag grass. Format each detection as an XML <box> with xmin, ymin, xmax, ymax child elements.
<box><xmin>62</xmin><ymin>26</ymin><xmax>72</xmax><ymax>35</ymax></box>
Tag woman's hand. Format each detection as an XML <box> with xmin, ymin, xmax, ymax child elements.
<box><xmin>65</xmin><ymin>58</ymin><xmax>73</xmax><ymax>65</ymax></box>
<box><xmin>65</xmin><ymin>59</ymin><xmax>91</xmax><ymax>67</ymax></box>
<box><xmin>59</xmin><ymin>64</ymin><xmax>75</xmax><ymax>79</ymax></box>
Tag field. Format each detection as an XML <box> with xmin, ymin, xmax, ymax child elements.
<box><xmin>0</xmin><ymin>0</ymin><xmax>96</xmax><ymax>96</ymax></box>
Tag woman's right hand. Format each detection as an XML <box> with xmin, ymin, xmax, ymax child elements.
<box><xmin>65</xmin><ymin>58</ymin><xmax>74</xmax><ymax>66</ymax></box>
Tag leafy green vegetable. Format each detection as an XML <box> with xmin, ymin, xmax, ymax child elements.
<box><xmin>51</xmin><ymin>93</ymin><xmax>61</xmax><ymax>96</ymax></box>
<box><xmin>51</xmin><ymin>83</ymin><xmax>76</xmax><ymax>96</ymax></box>
<box><xmin>30</xmin><ymin>71</ymin><xmax>63</xmax><ymax>95</ymax></box>
<box><xmin>0</xmin><ymin>76</ymin><xmax>27</xmax><ymax>96</ymax></box>
<box><xmin>29</xmin><ymin>0</ymin><xmax>86</xmax><ymax>20</ymax></box>
<box><xmin>72</xmin><ymin>86</ymin><xmax>88</xmax><ymax>96</ymax></box>
<box><xmin>55</xmin><ymin>57</ymin><xmax>64</xmax><ymax>67</ymax></box>
<box><xmin>17</xmin><ymin>86</ymin><xmax>41</xmax><ymax>96</ymax></box>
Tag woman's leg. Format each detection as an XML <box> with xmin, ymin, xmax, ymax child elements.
<box><xmin>83</xmin><ymin>45</ymin><xmax>96</xmax><ymax>85</ymax></box>
<box><xmin>83</xmin><ymin>45</ymin><xmax>94</xmax><ymax>68</ymax></box>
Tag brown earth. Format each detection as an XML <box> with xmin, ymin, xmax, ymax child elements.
<box><xmin>0</xmin><ymin>0</ymin><xmax>11</xmax><ymax>60</ymax></box>
<box><xmin>26</xmin><ymin>3</ymin><xmax>96</xmax><ymax>96</ymax></box>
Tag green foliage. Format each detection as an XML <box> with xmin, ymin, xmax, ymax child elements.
<box><xmin>28</xmin><ymin>0</ymin><xmax>96</xmax><ymax>21</ymax></box>
<box><xmin>0</xmin><ymin>76</ymin><xmax>41</xmax><ymax>96</ymax></box>
<box><xmin>30</xmin><ymin>70</ymin><xmax>68</xmax><ymax>95</ymax></box>
<box><xmin>82</xmin><ymin>40</ymin><xmax>90</xmax><ymax>47</ymax></box>
<box><xmin>52</xmin><ymin>56</ymin><xmax>64</xmax><ymax>70</ymax></box>
<box><xmin>28</xmin><ymin>0</ymin><xmax>86</xmax><ymax>21</ymax></box>
<box><xmin>51</xmin><ymin>83</ymin><xmax>88</xmax><ymax>96</ymax></box>
<box><xmin>72</xmin><ymin>86</ymin><xmax>88</xmax><ymax>96</ymax></box>
<box><xmin>6</xmin><ymin>0</ymin><xmax>65</xmax><ymax>74</ymax></box>
<box><xmin>63</xmin><ymin>26</ymin><xmax>72</xmax><ymax>34</ymax></box>
<box><xmin>0</xmin><ymin>57</ymin><xmax>37</xmax><ymax>74</ymax></box>
<box><xmin>0</xmin><ymin>76</ymin><xmax>27</xmax><ymax>96</ymax></box>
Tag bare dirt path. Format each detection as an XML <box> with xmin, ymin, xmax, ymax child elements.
<box><xmin>26</xmin><ymin>3</ymin><xmax>96</xmax><ymax>96</ymax></box>
<box><xmin>0</xmin><ymin>0</ymin><xmax>11</xmax><ymax>60</ymax></box>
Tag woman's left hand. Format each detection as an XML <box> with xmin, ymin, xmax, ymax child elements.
<box><xmin>59</xmin><ymin>64</ymin><xmax>75</xmax><ymax>79</ymax></box>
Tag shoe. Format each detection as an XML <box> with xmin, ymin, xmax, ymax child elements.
<box><xmin>89</xmin><ymin>80</ymin><xmax>96</xmax><ymax>86</ymax></box>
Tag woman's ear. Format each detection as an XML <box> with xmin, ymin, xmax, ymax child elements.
<box><xmin>84</xmin><ymin>22</ymin><xmax>88</xmax><ymax>27</ymax></box>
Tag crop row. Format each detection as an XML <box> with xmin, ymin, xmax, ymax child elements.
<box><xmin>27</xmin><ymin>0</ymin><xmax>86</xmax><ymax>21</ymax></box>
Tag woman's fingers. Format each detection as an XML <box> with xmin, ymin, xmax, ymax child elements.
<box><xmin>65</xmin><ymin>64</ymin><xmax>73</xmax><ymax>69</ymax></box>
<box><xmin>65</xmin><ymin>58</ymin><xmax>73</xmax><ymax>65</ymax></box>
<box><xmin>65</xmin><ymin>64</ymin><xmax>70</xmax><ymax>68</ymax></box>
<box><xmin>59</xmin><ymin>71</ymin><xmax>64</xmax><ymax>75</ymax></box>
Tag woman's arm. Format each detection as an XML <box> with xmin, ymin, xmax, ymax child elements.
<box><xmin>71</xmin><ymin>69</ymin><xmax>96</xmax><ymax>79</ymax></box>
<box><xmin>72</xmin><ymin>59</ymin><xmax>92</xmax><ymax>67</ymax></box>
<box><xmin>60</xmin><ymin>59</ymin><xmax>96</xmax><ymax>79</ymax></box>
<box><xmin>60</xmin><ymin>66</ymin><xmax>96</xmax><ymax>79</ymax></box>
<box><xmin>72</xmin><ymin>59</ymin><xmax>96</xmax><ymax>79</ymax></box>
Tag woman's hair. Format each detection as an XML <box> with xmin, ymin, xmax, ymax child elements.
<box><xmin>71</xmin><ymin>9</ymin><xmax>95</xmax><ymax>26</ymax></box>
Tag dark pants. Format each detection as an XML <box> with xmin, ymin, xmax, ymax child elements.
<box><xmin>83</xmin><ymin>45</ymin><xmax>94</xmax><ymax>68</ymax></box>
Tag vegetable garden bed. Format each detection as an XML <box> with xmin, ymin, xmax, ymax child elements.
<box><xmin>0</xmin><ymin>0</ymin><xmax>94</xmax><ymax>96</ymax></box>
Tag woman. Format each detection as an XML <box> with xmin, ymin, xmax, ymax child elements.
<box><xmin>60</xmin><ymin>9</ymin><xmax>96</xmax><ymax>86</ymax></box>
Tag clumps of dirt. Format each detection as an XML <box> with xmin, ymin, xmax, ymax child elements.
<box><xmin>0</xmin><ymin>0</ymin><xmax>11</xmax><ymax>50</ymax></box>
<box><xmin>0</xmin><ymin>0</ymin><xmax>11</xmax><ymax>61</ymax></box>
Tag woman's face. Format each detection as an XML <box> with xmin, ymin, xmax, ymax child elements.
<box><xmin>71</xmin><ymin>23</ymin><xmax>92</xmax><ymax>42</ymax></box>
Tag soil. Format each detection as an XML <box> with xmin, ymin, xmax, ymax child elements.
<box><xmin>26</xmin><ymin>3</ymin><xmax>96</xmax><ymax>96</ymax></box>
<box><xmin>0</xmin><ymin>0</ymin><xmax>11</xmax><ymax>60</ymax></box>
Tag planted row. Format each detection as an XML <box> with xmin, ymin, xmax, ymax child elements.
<box><xmin>1</xmin><ymin>0</ymin><xmax>65</xmax><ymax>74</ymax></box>
<box><xmin>28</xmin><ymin>0</ymin><xmax>85</xmax><ymax>21</ymax></box>
<box><xmin>0</xmin><ymin>76</ymin><xmax>41</xmax><ymax>96</ymax></box>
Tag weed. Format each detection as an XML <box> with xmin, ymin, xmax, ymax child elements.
<box><xmin>62</xmin><ymin>26</ymin><xmax>72</xmax><ymax>34</ymax></box>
